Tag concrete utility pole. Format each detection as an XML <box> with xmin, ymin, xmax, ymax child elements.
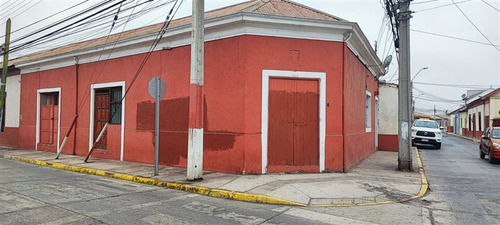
<box><xmin>187</xmin><ymin>0</ymin><xmax>204</xmax><ymax>180</ymax></box>
<box><xmin>397</xmin><ymin>1</ymin><xmax>413</xmax><ymax>171</ymax></box>
<box><xmin>0</xmin><ymin>19</ymin><xmax>11</xmax><ymax>116</ymax></box>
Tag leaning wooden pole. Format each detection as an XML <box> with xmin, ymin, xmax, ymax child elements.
<box><xmin>84</xmin><ymin>122</ymin><xmax>109</xmax><ymax>162</ymax></box>
<box><xmin>55</xmin><ymin>114</ymin><xmax>78</xmax><ymax>159</ymax></box>
<box><xmin>0</xmin><ymin>19</ymin><xmax>11</xmax><ymax>112</ymax></box>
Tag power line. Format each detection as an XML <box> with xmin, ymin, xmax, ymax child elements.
<box><xmin>7</xmin><ymin>0</ymin><xmax>126</xmax><ymax>55</ymax></box>
<box><xmin>451</xmin><ymin>0</ymin><xmax>500</xmax><ymax>52</ymax></box>
<box><xmin>0</xmin><ymin>0</ymin><xmax>38</xmax><ymax>22</ymax></box>
<box><xmin>107</xmin><ymin>0</ymin><xmax>183</xmax><ymax>123</ymax></box>
<box><xmin>413</xmin><ymin>87</ymin><xmax>464</xmax><ymax>102</ymax></box>
<box><xmin>413</xmin><ymin>81</ymin><xmax>496</xmax><ymax>88</ymax></box>
<box><xmin>0</xmin><ymin>0</ymin><xmax>26</xmax><ymax>15</ymax></box>
<box><xmin>411</xmin><ymin>29</ymin><xmax>500</xmax><ymax>47</ymax></box>
<box><xmin>481</xmin><ymin>0</ymin><xmax>500</xmax><ymax>12</ymax></box>
<box><xmin>10</xmin><ymin>0</ymin><xmax>157</xmax><ymax>55</ymax></box>
<box><xmin>412</xmin><ymin>0</ymin><xmax>439</xmax><ymax>5</ymax></box>
<box><xmin>0</xmin><ymin>0</ymin><xmax>90</xmax><ymax>36</ymax></box>
<box><xmin>76</xmin><ymin>0</ymin><xmax>146</xmax><ymax>114</ymax></box>
<box><xmin>0</xmin><ymin>0</ymin><xmax>45</xmax><ymax>23</ymax></box>
<box><xmin>415</xmin><ymin>0</ymin><xmax>471</xmax><ymax>13</ymax></box>
<box><xmin>8</xmin><ymin>0</ymin><xmax>115</xmax><ymax>45</ymax></box>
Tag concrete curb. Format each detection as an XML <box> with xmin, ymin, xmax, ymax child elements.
<box><xmin>5</xmin><ymin>149</ymin><xmax>428</xmax><ymax>208</ymax></box>
<box><xmin>311</xmin><ymin>147</ymin><xmax>429</xmax><ymax>207</ymax></box>
<box><xmin>8</xmin><ymin>156</ymin><xmax>306</xmax><ymax>207</ymax></box>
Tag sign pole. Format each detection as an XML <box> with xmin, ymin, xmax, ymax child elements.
<box><xmin>154</xmin><ymin>77</ymin><xmax>160</xmax><ymax>176</ymax></box>
<box><xmin>148</xmin><ymin>76</ymin><xmax>165</xmax><ymax>176</ymax></box>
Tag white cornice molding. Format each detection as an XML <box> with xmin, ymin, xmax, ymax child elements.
<box><xmin>17</xmin><ymin>13</ymin><xmax>384</xmax><ymax>76</ymax></box>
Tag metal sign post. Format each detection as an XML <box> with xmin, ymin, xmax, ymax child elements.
<box><xmin>148</xmin><ymin>77</ymin><xmax>166</xmax><ymax>176</ymax></box>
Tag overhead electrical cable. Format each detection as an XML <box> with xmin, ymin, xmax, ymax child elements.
<box><xmin>481</xmin><ymin>0</ymin><xmax>500</xmax><ymax>12</ymax></box>
<box><xmin>8</xmin><ymin>0</ymin><xmax>115</xmax><ymax>45</ymax></box>
<box><xmin>0</xmin><ymin>0</ymin><xmax>37</xmax><ymax>22</ymax></box>
<box><xmin>0</xmin><ymin>0</ymin><xmax>90</xmax><ymax>36</ymax></box>
<box><xmin>16</xmin><ymin>0</ymin><xmax>169</xmax><ymax>56</ymax></box>
<box><xmin>0</xmin><ymin>0</ymin><xmax>27</xmax><ymax>16</ymax></box>
<box><xmin>7</xmin><ymin>0</ymin><xmax>128</xmax><ymax>55</ymax></box>
<box><xmin>6</xmin><ymin>0</ymin><xmax>166</xmax><ymax>56</ymax></box>
<box><xmin>0</xmin><ymin>0</ymin><xmax>16</xmax><ymax>14</ymax></box>
<box><xmin>0</xmin><ymin>0</ymin><xmax>45</xmax><ymax>22</ymax></box>
<box><xmin>411</xmin><ymin>29</ymin><xmax>500</xmax><ymax>47</ymax></box>
<box><xmin>107</xmin><ymin>0</ymin><xmax>183</xmax><ymax>122</ymax></box>
<box><xmin>451</xmin><ymin>0</ymin><xmax>500</xmax><ymax>52</ymax></box>
<box><xmin>413</xmin><ymin>81</ymin><xmax>496</xmax><ymax>88</ymax></box>
<box><xmin>76</xmin><ymin>0</ymin><xmax>180</xmax><ymax>115</ymax></box>
<box><xmin>412</xmin><ymin>0</ymin><xmax>439</xmax><ymax>5</ymax></box>
<box><xmin>415</xmin><ymin>0</ymin><xmax>471</xmax><ymax>13</ymax></box>
<box><xmin>75</xmin><ymin>0</ymin><xmax>146</xmax><ymax>114</ymax></box>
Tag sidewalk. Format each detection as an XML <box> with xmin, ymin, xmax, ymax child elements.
<box><xmin>0</xmin><ymin>147</ymin><xmax>425</xmax><ymax>207</ymax></box>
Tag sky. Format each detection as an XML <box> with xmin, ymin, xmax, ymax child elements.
<box><xmin>0</xmin><ymin>0</ymin><xmax>499</xmax><ymax>114</ymax></box>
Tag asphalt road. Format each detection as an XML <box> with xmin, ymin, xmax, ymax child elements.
<box><xmin>1</xmin><ymin>134</ymin><xmax>499</xmax><ymax>225</ymax></box>
<box><xmin>418</xmin><ymin>134</ymin><xmax>500</xmax><ymax>225</ymax></box>
<box><xmin>0</xmin><ymin>158</ymin><xmax>375</xmax><ymax>225</ymax></box>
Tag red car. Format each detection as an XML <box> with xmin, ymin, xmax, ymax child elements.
<box><xmin>480</xmin><ymin>127</ymin><xmax>500</xmax><ymax>163</ymax></box>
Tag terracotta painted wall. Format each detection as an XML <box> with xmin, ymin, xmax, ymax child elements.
<box><xmin>0</xmin><ymin>128</ymin><xmax>19</xmax><ymax>147</ymax></box>
<box><xmin>378</xmin><ymin>134</ymin><xmax>398</xmax><ymax>152</ymax></box>
<box><xmin>239</xmin><ymin>35</ymin><xmax>344</xmax><ymax>172</ymax></box>
<box><xmin>11</xmin><ymin>35</ymin><xmax>377</xmax><ymax>174</ymax></box>
<box><xmin>19</xmin><ymin>66</ymin><xmax>77</xmax><ymax>151</ymax></box>
<box><xmin>343</xmin><ymin>47</ymin><xmax>378</xmax><ymax>169</ymax></box>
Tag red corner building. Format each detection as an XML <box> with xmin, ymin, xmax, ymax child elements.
<box><xmin>0</xmin><ymin>0</ymin><xmax>385</xmax><ymax>174</ymax></box>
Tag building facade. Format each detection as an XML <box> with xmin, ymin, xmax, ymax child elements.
<box><xmin>0</xmin><ymin>0</ymin><xmax>384</xmax><ymax>174</ymax></box>
<box><xmin>447</xmin><ymin>88</ymin><xmax>500</xmax><ymax>139</ymax></box>
<box><xmin>377</xmin><ymin>82</ymin><xmax>398</xmax><ymax>152</ymax></box>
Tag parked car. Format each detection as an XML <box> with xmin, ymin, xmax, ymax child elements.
<box><xmin>411</xmin><ymin>119</ymin><xmax>443</xmax><ymax>149</ymax></box>
<box><xmin>479</xmin><ymin>127</ymin><xmax>500</xmax><ymax>163</ymax></box>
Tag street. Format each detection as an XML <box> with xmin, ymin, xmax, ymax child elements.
<box><xmin>0</xmin><ymin>134</ymin><xmax>499</xmax><ymax>225</ymax></box>
<box><xmin>0</xmin><ymin>157</ymin><xmax>372</xmax><ymax>225</ymax></box>
<box><xmin>418</xmin><ymin>134</ymin><xmax>500</xmax><ymax>224</ymax></box>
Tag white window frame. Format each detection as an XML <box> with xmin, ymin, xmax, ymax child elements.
<box><xmin>261</xmin><ymin>69</ymin><xmax>326</xmax><ymax>174</ymax></box>
<box><xmin>88</xmin><ymin>81</ymin><xmax>126</xmax><ymax>161</ymax></box>
<box><xmin>365</xmin><ymin>90</ymin><xmax>372</xmax><ymax>132</ymax></box>
<box><xmin>36</xmin><ymin>87</ymin><xmax>61</xmax><ymax>151</ymax></box>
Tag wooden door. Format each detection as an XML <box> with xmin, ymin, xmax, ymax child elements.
<box><xmin>39</xmin><ymin>93</ymin><xmax>58</xmax><ymax>151</ymax></box>
<box><xmin>268</xmin><ymin>78</ymin><xmax>319</xmax><ymax>167</ymax></box>
<box><xmin>94</xmin><ymin>90</ymin><xmax>110</xmax><ymax>150</ymax></box>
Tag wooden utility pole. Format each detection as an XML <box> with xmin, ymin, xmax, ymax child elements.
<box><xmin>397</xmin><ymin>1</ymin><xmax>413</xmax><ymax>171</ymax></box>
<box><xmin>187</xmin><ymin>0</ymin><xmax>204</xmax><ymax>180</ymax></box>
<box><xmin>0</xmin><ymin>19</ymin><xmax>11</xmax><ymax>116</ymax></box>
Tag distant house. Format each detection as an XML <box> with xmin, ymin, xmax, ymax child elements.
<box><xmin>0</xmin><ymin>0</ymin><xmax>385</xmax><ymax>174</ymax></box>
<box><xmin>447</xmin><ymin>87</ymin><xmax>500</xmax><ymax>139</ymax></box>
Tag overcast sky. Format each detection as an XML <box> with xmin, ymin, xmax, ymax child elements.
<box><xmin>0</xmin><ymin>0</ymin><xmax>499</xmax><ymax>114</ymax></box>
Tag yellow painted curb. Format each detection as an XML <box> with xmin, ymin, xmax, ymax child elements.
<box><xmin>312</xmin><ymin>147</ymin><xmax>429</xmax><ymax>207</ymax></box>
<box><xmin>9</xmin><ymin>156</ymin><xmax>305</xmax><ymax>207</ymax></box>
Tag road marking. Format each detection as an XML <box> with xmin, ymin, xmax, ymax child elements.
<box><xmin>284</xmin><ymin>208</ymin><xmax>378</xmax><ymax>225</ymax></box>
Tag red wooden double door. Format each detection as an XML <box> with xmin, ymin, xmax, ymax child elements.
<box><xmin>38</xmin><ymin>92</ymin><xmax>59</xmax><ymax>152</ymax></box>
<box><xmin>267</xmin><ymin>78</ymin><xmax>319</xmax><ymax>172</ymax></box>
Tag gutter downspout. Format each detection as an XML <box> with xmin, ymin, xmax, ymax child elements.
<box><xmin>342</xmin><ymin>31</ymin><xmax>353</xmax><ymax>172</ymax></box>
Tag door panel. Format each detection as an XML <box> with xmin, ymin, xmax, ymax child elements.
<box><xmin>268</xmin><ymin>78</ymin><xmax>319</xmax><ymax>167</ymax></box>
<box><xmin>94</xmin><ymin>91</ymin><xmax>110</xmax><ymax>150</ymax></box>
<box><xmin>38</xmin><ymin>92</ymin><xmax>58</xmax><ymax>152</ymax></box>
